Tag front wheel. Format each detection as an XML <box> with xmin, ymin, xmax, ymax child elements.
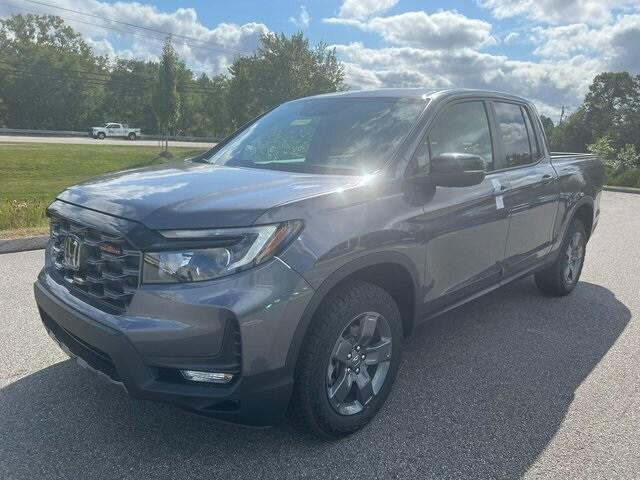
<box><xmin>535</xmin><ymin>218</ymin><xmax>586</xmax><ymax>296</ymax></box>
<box><xmin>292</xmin><ymin>280</ymin><xmax>403</xmax><ymax>438</ymax></box>
<box><xmin>128</xmin><ymin>132</ymin><xmax>136</xmax><ymax>140</ymax></box>
<box><xmin>97</xmin><ymin>132</ymin><xmax>105</xmax><ymax>140</ymax></box>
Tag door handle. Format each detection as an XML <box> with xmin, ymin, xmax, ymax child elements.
<box><xmin>492</xmin><ymin>184</ymin><xmax>508</xmax><ymax>196</ymax></box>
<box><xmin>540</xmin><ymin>174</ymin><xmax>554</xmax><ymax>184</ymax></box>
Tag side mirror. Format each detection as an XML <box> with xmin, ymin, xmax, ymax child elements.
<box><xmin>430</xmin><ymin>153</ymin><xmax>486</xmax><ymax>187</ymax></box>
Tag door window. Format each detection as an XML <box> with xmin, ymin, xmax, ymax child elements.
<box><xmin>494</xmin><ymin>102</ymin><xmax>534</xmax><ymax>167</ymax></box>
<box><xmin>522</xmin><ymin>107</ymin><xmax>541</xmax><ymax>159</ymax></box>
<box><xmin>413</xmin><ymin>101</ymin><xmax>494</xmax><ymax>174</ymax></box>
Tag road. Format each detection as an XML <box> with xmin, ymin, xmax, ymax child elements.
<box><xmin>0</xmin><ymin>135</ymin><xmax>215</xmax><ymax>149</ymax></box>
<box><xmin>1</xmin><ymin>191</ymin><xmax>639</xmax><ymax>479</ymax></box>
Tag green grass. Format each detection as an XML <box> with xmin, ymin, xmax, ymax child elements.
<box><xmin>0</xmin><ymin>143</ymin><xmax>206</xmax><ymax>237</ymax></box>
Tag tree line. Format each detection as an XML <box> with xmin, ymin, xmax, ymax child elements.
<box><xmin>541</xmin><ymin>72</ymin><xmax>640</xmax><ymax>186</ymax></box>
<box><xmin>0</xmin><ymin>14</ymin><xmax>345</xmax><ymax>139</ymax></box>
<box><xmin>1</xmin><ymin>13</ymin><xmax>639</xmax><ymax>186</ymax></box>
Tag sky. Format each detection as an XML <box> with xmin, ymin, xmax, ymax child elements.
<box><xmin>2</xmin><ymin>0</ymin><xmax>640</xmax><ymax>119</ymax></box>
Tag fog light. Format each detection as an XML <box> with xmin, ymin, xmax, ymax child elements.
<box><xmin>180</xmin><ymin>370</ymin><xmax>234</xmax><ymax>384</ymax></box>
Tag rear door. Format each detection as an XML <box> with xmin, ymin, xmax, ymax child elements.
<box><xmin>411</xmin><ymin>99</ymin><xmax>511</xmax><ymax>309</ymax></box>
<box><xmin>107</xmin><ymin>123</ymin><xmax>123</xmax><ymax>137</ymax></box>
<box><xmin>491</xmin><ymin>101</ymin><xmax>560</xmax><ymax>274</ymax></box>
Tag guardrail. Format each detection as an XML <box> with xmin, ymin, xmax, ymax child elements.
<box><xmin>0</xmin><ymin>128</ymin><xmax>219</xmax><ymax>143</ymax></box>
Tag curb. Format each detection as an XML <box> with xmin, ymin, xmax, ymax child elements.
<box><xmin>0</xmin><ymin>235</ymin><xmax>48</xmax><ymax>254</ymax></box>
<box><xmin>603</xmin><ymin>185</ymin><xmax>640</xmax><ymax>194</ymax></box>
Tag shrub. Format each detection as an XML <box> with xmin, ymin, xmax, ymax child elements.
<box><xmin>617</xmin><ymin>144</ymin><xmax>640</xmax><ymax>170</ymax></box>
<box><xmin>612</xmin><ymin>168</ymin><xmax>640</xmax><ymax>188</ymax></box>
<box><xmin>588</xmin><ymin>136</ymin><xmax>640</xmax><ymax>178</ymax></box>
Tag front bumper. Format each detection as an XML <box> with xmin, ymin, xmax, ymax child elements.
<box><xmin>34</xmin><ymin>257</ymin><xmax>315</xmax><ymax>426</ymax></box>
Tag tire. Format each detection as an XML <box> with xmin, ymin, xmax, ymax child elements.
<box><xmin>97</xmin><ymin>132</ymin><xmax>105</xmax><ymax>140</ymax></box>
<box><xmin>535</xmin><ymin>218</ymin><xmax>586</xmax><ymax>296</ymax></box>
<box><xmin>128</xmin><ymin>132</ymin><xmax>136</xmax><ymax>140</ymax></box>
<box><xmin>291</xmin><ymin>280</ymin><xmax>404</xmax><ymax>438</ymax></box>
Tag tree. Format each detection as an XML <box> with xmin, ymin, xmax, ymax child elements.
<box><xmin>227</xmin><ymin>32</ymin><xmax>346</xmax><ymax>127</ymax></box>
<box><xmin>0</xmin><ymin>98</ymin><xmax>7</xmax><ymax>127</ymax></box>
<box><xmin>0</xmin><ymin>15</ymin><xmax>347</xmax><ymax>140</ymax></box>
<box><xmin>550</xmin><ymin>108</ymin><xmax>592</xmax><ymax>152</ymax></box>
<box><xmin>583</xmin><ymin>72</ymin><xmax>640</xmax><ymax>150</ymax></box>
<box><xmin>539</xmin><ymin>114</ymin><xmax>554</xmax><ymax>142</ymax></box>
<box><xmin>206</xmin><ymin>75</ymin><xmax>231</xmax><ymax>139</ymax></box>
<box><xmin>152</xmin><ymin>38</ymin><xmax>181</xmax><ymax>152</ymax></box>
<box><xmin>101</xmin><ymin>59</ymin><xmax>158</xmax><ymax>133</ymax></box>
<box><xmin>0</xmin><ymin>14</ymin><xmax>107</xmax><ymax>130</ymax></box>
<box><xmin>549</xmin><ymin>72</ymin><xmax>640</xmax><ymax>154</ymax></box>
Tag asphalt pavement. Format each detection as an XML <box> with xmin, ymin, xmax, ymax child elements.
<box><xmin>0</xmin><ymin>135</ymin><xmax>214</xmax><ymax>149</ymax></box>
<box><xmin>1</xmin><ymin>191</ymin><xmax>639</xmax><ymax>479</ymax></box>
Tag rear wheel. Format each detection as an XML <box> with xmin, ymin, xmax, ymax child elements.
<box><xmin>292</xmin><ymin>280</ymin><xmax>403</xmax><ymax>438</ymax></box>
<box><xmin>535</xmin><ymin>218</ymin><xmax>586</xmax><ymax>296</ymax></box>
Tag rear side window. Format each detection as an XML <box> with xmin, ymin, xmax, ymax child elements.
<box><xmin>522</xmin><ymin>107</ymin><xmax>541</xmax><ymax>159</ymax></box>
<box><xmin>413</xmin><ymin>101</ymin><xmax>494</xmax><ymax>174</ymax></box>
<box><xmin>494</xmin><ymin>102</ymin><xmax>534</xmax><ymax>168</ymax></box>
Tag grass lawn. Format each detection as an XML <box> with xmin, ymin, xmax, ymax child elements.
<box><xmin>0</xmin><ymin>143</ymin><xmax>206</xmax><ymax>238</ymax></box>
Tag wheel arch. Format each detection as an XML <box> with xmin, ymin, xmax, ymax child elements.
<box><xmin>285</xmin><ymin>251</ymin><xmax>421</xmax><ymax>373</ymax></box>
<box><xmin>574</xmin><ymin>201</ymin><xmax>594</xmax><ymax>240</ymax></box>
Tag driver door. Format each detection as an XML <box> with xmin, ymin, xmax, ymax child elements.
<box><xmin>412</xmin><ymin>100</ymin><xmax>511</xmax><ymax>311</ymax></box>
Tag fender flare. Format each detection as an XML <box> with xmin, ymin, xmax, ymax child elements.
<box><xmin>284</xmin><ymin>251</ymin><xmax>422</xmax><ymax>373</ymax></box>
<box><xmin>553</xmin><ymin>195</ymin><xmax>594</xmax><ymax>252</ymax></box>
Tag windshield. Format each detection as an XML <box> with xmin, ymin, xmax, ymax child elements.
<box><xmin>205</xmin><ymin>97</ymin><xmax>426</xmax><ymax>174</ymax></box>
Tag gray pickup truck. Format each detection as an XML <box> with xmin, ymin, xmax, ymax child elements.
<box><xmin>35</xmin><ymin>89</ymin><xmax>603</xmax><ymax>438</ymax></box>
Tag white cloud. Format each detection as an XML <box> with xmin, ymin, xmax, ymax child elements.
<box><xmin>326</xmin><ymin>10</ymin><xmax>495</xmax><ymax>50</ymax></box>
<box><xmin>289</xmin><ymin>5</ymin><xmax>310</xmax><ymax>28</ymax></box>
<box><xmin>478</xmin><ymin>0</ymin><xmax>639</xmax><ymax>26</ymax></box>
<box><xmin>3</xmin><ymin>0</ymin><xmax>639</xmax><ymax>120</ymax></box>
<box><xmin>0</xmin><ymin>0</ymin><xmax>268</xmax><ymax>75</ymax></box>
<box><xmin>531</xmin><ymin>14</ymin><xmax>640</xmax><ymax>72</ymax></box>
<box><xmin>333</xmin><ymin>42</ymin><xmax>603</xmax><ymax>118</ymax></box>
<box><xmin>337</xmin><ymin>0</ymin><xmax>399</xmax><ymax>20</ymax></box>
<box><xmin>503</xmin><ymin>31</ymin><xmax>519</xmax><ymax>44</ymax></box>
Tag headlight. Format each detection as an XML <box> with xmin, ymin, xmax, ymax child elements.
<box><xmin>142</xmin><ymin>220</ymin><xmax>303</xmax><ymax>283</ymax></box>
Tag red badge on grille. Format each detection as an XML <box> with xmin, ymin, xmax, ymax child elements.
<box><xmin>99</xmin><ymin>243</ymin><xmax>123</xmax><ymax>256</ymax></box>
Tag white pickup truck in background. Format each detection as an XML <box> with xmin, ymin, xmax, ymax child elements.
<box><xmin>91</xmin><ymin>123</ymin><xmax>141</xmax><ymax>140</ymax></box>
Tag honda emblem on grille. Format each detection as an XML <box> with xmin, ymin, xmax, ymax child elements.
<box><xmin>64</xmin><ymin>235</ymin><xmax>82</xmax><ymax>270</ymax></box>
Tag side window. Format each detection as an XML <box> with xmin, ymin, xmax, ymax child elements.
<box><xmin>522</xmin><ymin>107</ymin><xmax>541</xmax><ymax>159</ymax></box>
<box><xmin>413</xmin><ymin>101</ymin><xmax>493</xmax><ymax>174</ymax></box>
<box><xmin>494</xmin><ymin>102</ymin><xmax>533</xmax><ymax>167</ymax></box>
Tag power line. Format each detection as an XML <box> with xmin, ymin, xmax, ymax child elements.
<box><xmin>21</xmin><ymin>0</ymin><xmax>246</xmax><ymax>50</ymax></box>
<box><xmin>16</xmin><ymin>0</ymin><xmax>255</xmax><ymax>56</ymax></box>
<box><xmin>0</xmin><ymin>53</ymin><xmax>226</xmax><ymax>91</ymax></box>
<box><xmin>0</xmin><ymin>64</ymin><xmax>224</xmax><ymax>95</ymax></box>
<box><xmin>3</xmin><ymin>4</ymin><xmax>230</xmax><ymax>77</ymax></box>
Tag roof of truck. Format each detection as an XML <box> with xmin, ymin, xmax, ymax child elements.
<box><xmin>303</xmin><ymin>88</ymin><xmax>532</xmax><ymax>104</ymax></box>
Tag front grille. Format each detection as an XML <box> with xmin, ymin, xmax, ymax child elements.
<box><xmin>49</xmin><ymin>215</ymin><xmax>141</xmax><ymax>312</ymax></box>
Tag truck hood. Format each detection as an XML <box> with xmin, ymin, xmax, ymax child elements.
<box><xmin>57</xmin><ymin>162</ymin><xmax>363</xmax><ymax>230</ymax></box>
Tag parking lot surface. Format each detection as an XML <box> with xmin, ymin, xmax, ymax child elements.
<box><xmin>1</xmin><ymin>192</ymin><xmax>639</xmax><ymax>479</ymax></box>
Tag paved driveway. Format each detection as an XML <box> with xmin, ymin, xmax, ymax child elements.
<box><xmin>1</xmin><ymin>192</ymin><xmax>638</xmax><ymax>479</ymax></box>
